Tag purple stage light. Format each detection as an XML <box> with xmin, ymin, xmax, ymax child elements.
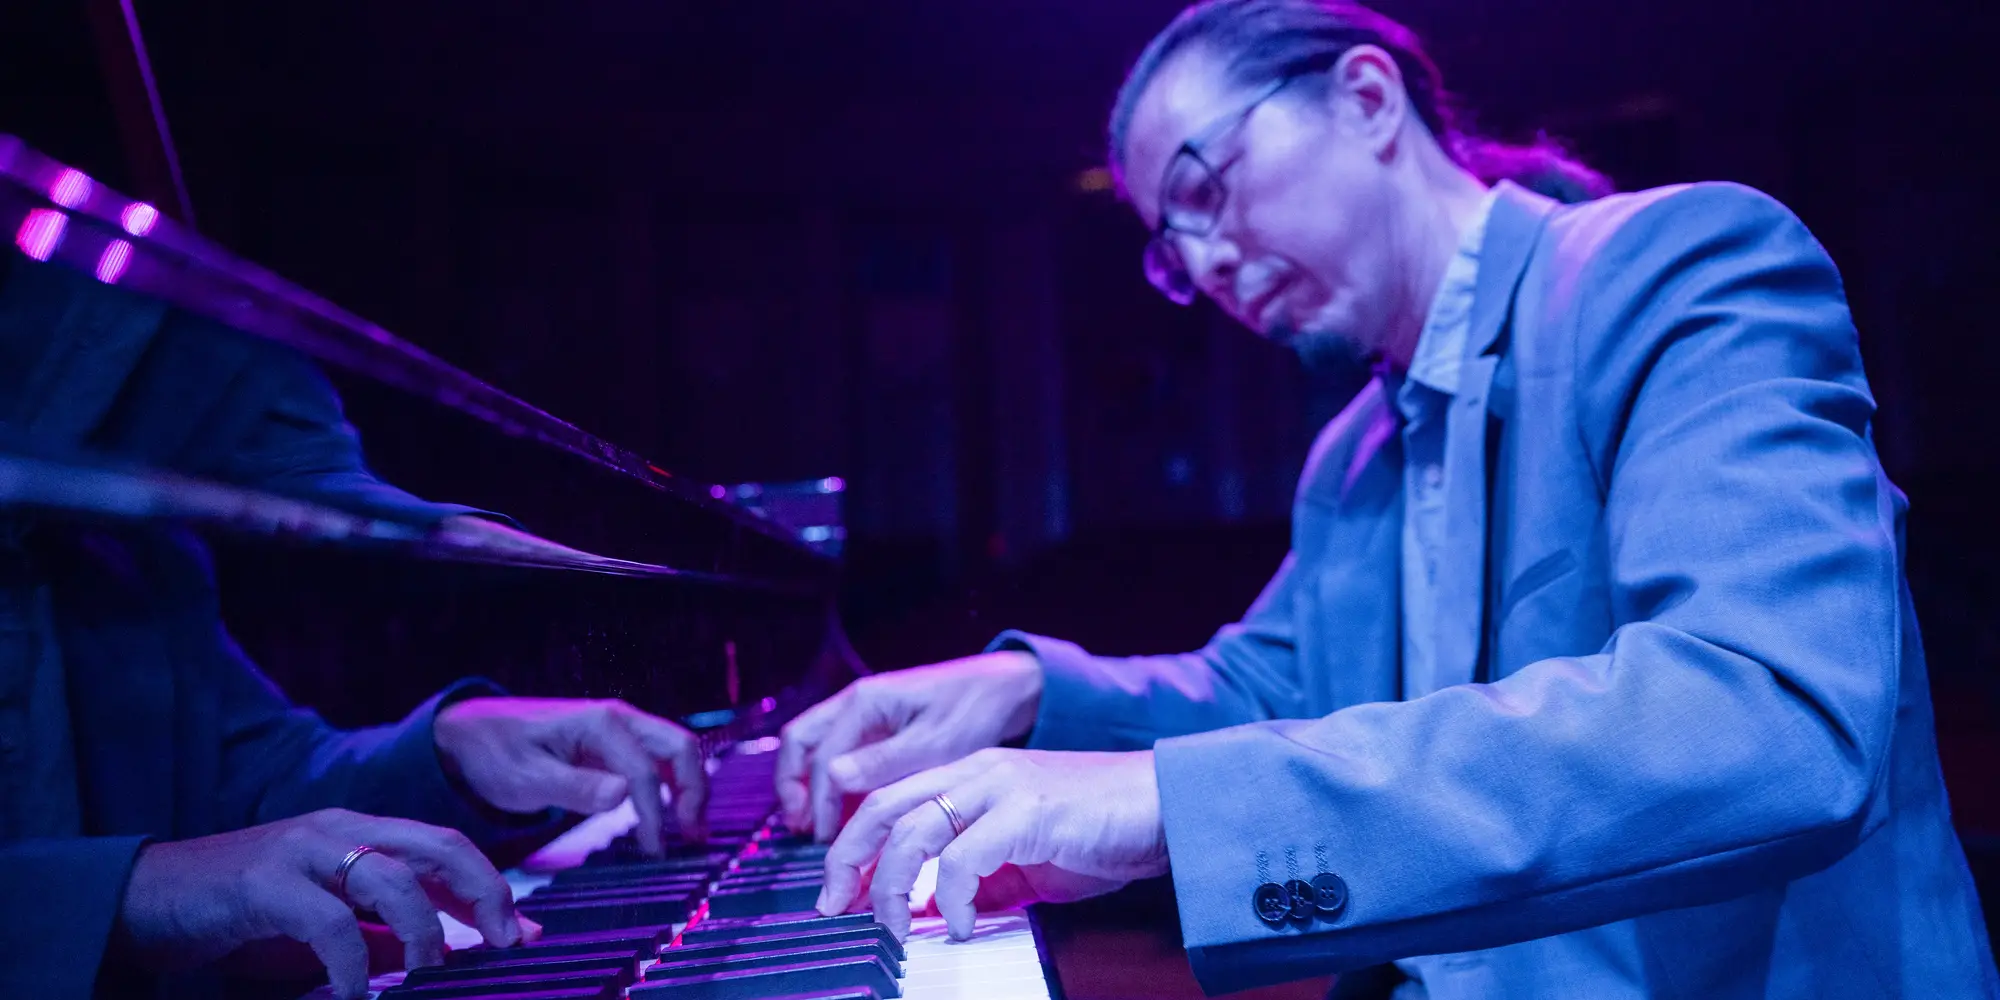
<box><xmin>14</xmin><ymin>208</ymin><xmax>67</xmax><ymax>261</ymax></box>
<box><xmin>49</xmin><ymin>168</ymin><xmax>93</xmax><ymax>208</ymax></box>
<box><xmin>96</xmin><ymin>239</ymin><xmax>134</xmax><ymax>284</ymax></box>
<box><xmin>120</xmin><ymin>201</ymin><xmax>160</xmax><ymax>237</ymax></box>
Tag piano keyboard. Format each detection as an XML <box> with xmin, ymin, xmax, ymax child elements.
<box><xmin>303</xmin><ymin>740</ymin><xmax>1062</xmax><ymax>1000</ymax></box>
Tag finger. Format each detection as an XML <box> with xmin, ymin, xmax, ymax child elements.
<box><xmin>576</xmin><ymin>712</ymin><xmax>669</xmax><ymax>855</ymax></box>
<box><xmin>327</xmin><ymin>815</ymin><xmax>519</xmax><ymax>949</ymax></box>
<box><xmin>261</xmin><ymin>879</ymin><xmax>370</xmax><ymax>1000</ymax></box>
<box><xmin>776</xmin><ymin>692</ymin><xmax>846</xmax><ymax>832</ymax></box>
<box><xmin>339</xmin><ymin>852</ymin><xmax>446</xmax><ymax>970</ymax></box>
<box><xmin>826</xmin><ymin>726</ymin><xmax>939</xmax><ymax>798</ymax></box>
<box><xmin>810</xmin><ymin>703</ymin><xmax>887</xmax><ymax>843</ymax></box>
<box><xmin>935</xmin><ymin>805</ymin><xmax>1023</xmax><ymax>940</ymax></box>
<box><xmin>868</xmin><ymin>790</ymin><xmax>979</xmax><ymax>942</ymax></box>
<box><xmin>819</xmin><ymin>752</ymin><xmax>998</xmax><ymax>915</ymax></box>
<box><xmin>516</xmin><ymin>756</ymin><xmax>629</xmax><ymax>815</ymax></box>
<box><xmin>616</xmin><ymin>704</ymin><xmax>711</xmax><ymax>842</ymax></box>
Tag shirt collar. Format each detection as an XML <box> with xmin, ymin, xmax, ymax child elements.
<box><xmin>1403</xmin><ymin>187</ymin><xmax>1500</xmax><ymax>399</ymax></box>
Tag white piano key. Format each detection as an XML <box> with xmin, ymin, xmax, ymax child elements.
<box><xmin>901</xmin><ymin>911</ymin><xmax>1054</xmax><ymax>1000</ymax></box>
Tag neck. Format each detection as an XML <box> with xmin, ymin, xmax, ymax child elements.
<box><xmin>1376</xmin><ymin>143</ymin><xmax>1490</xmax><ymax>369</ymax></box>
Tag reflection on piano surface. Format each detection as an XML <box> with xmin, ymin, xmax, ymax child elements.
<box><xmin>2</xmin><ymin>137</ymin><xmax>1231</xmax><ymax>1000</ymax></box>
<box><xmin>304</xmin><ymin>742</ymin><xmax>1063</xmax><ymax>1000</ymax></box>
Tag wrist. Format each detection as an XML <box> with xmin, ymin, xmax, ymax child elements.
<box><xmin>432</xmin><ymin>689</ymin><xmax>498</xmax><ymax>783</ymax></box>
<box><xmin>999</xmin><ymin>651</ymin><xmax>1045</xmax><ymax>742</ymax></box>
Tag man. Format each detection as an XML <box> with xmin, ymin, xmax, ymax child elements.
<box><xmin>0</xmin><ymin>251</ymin><xmax>709</xmax><ymax>1000</ymax></box>
<box><xmin>776</xmin><ymin>2</ymin><xmax>2000</xmax><ymax>997</ymax></box>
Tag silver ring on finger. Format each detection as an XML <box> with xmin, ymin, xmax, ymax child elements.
<box><xmin>332</xmin><ymin>845</ymin><xmax>379</xmax><ymax>899</ymax></box>
<box><xmin>931</xmin><ymin>793</ymin><xmax>968</xmax><ymax>837</ymax></box>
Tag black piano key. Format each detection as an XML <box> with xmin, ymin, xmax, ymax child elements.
<box><xmin>403</xmin><ymin>951</ymin><xmax>637</xmax><ymax>987</ymax></box>
<box><xmin>750</xmin><ymin>993</ymin><xmax>878</xmax><ymax>1000</ymax></box>
<box><xmin>706</xmin><ymin>881</ymin><xmax>823</xmax><ymax>919</ymax></box>
<box><xmin>587</xmin><ymin>841</ymin><xmax>736</xmax><ymax>866</ymax></box>
<box><xmin>727</xmin><ymin>858</ymin><xmax>826</xmax><ymax>877</ymax></box>
<box><xmin>628</xmin><ymin>955</ymin><xmax>902</xmax><ymax>1000</ymax></box>
<box><xmin>755</xmin><ymin>833</ymin><xmax>819</xmax><ymax>851</ymax></box>
<box><xmin>519</xmin><ymin>893</ymin><xmax>700</xmax><ymax>934</ymax></box>
<box><xmin>379</xmin><ymin>969</ymin><xmax>621</xmax><ymax>999</ymax></box>
<box><xmin>523</xmin><ymin>878</ymin><xmax>712</xmax><ymax>903</ymax></box>
<box><xmin>377</xmin><ymin>990</ymin><xmax>608</xmax><ymax>1000</ymax></box>
<box><xmin>446</xmin><ymin>927</ymin><xmax>672</xmax><ymax>968</ymax></box>
<box><xmin>736</xmin><ymin>845</ymin><xmax>829</xmax><ymax>867</ymax></box>
<box><xmin>715</xmin><ymin>870</ymin><xmax>822</xmax><ymax>892</ymax></box>
<box><xmin>664</xmin><ymin>923</ymin><xmax>905</xmax><ymax>964</ymax></box>
<box><xmin>552</xmin><ymin>856</ymin><xmax>730</xmax><ymax>886</ymax></box>
<box><xmin>680</xmin><ymin>912</ymin><xmax>878</xmax><ymax>944</ymax></box>
<box><xmin>648</xmin><ymin>938</ymin><xmax>904</xmax><ymax>979</ymax></box>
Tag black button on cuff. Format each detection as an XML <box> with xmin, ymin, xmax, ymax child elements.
<box><xmin>1254</xmin><ymin>882</ymin><xmax>1291</xmax><ymax>925</ymax></box>
<box><xmin>1284</xmin><ymin>879</ymin><xmax>1317</xmax><ymax>921</ymax></box>
<box><xmin>1310</xmin><ymin>872</ymin><xmax>1349</xmax><ymax>917</ymax></box>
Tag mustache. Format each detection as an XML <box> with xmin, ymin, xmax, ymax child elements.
<box><xmin>1231</xmin><ymin>264</ymin><xmax>1291</xmax><ymax>313</ymax></box>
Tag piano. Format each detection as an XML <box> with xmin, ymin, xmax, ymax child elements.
<box><xmin>3</xmin><ymin>137</ymin><xmax>1082</xmax><ymax>1000</ymax></box>
<box><xmin>301</xmin><ymin>742</ymin><xmax>1065</xmax><ymax>1000</ymax></box>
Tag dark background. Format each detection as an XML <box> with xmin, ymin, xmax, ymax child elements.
<box><xmin>6</xmin><ymin>0</ymin><xmax>2000</xmax><ymax>984</ymax></box>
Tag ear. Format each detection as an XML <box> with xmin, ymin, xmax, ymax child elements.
<box><xmin>1327</xmin><ymin>44</ymin><xmax>1410</xmax><ymax>157</ymax></box>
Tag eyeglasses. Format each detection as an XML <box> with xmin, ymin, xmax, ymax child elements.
<box><xmin>1142</xmin><ymin>74</ymin><xmax>1303</xmax><ymax>306</ymax></box>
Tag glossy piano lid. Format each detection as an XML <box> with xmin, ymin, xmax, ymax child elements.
<box><xmin>0</xmin><ymin>134</ymin><xmax>826</xmax><ymax>561</ymax></box>
<box><xmin>0</xmin><ymin>447</ymin><xmax>807</xmax><ymax>588</ymax></box>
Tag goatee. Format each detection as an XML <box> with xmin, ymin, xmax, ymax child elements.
<box><xmin>1288</xmin><ymin>328</ymin><xmax>1372</xmax><ymax>382</ymax></box>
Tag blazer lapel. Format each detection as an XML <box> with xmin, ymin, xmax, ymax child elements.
<box><xmin>1429</xmin><ymin>184</ymin><xmax>1557</xmax><ymax>692</ymax></box>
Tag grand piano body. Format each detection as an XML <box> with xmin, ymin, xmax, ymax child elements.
<box><xmin>2</xmin><ymin>138</ymin><xmax>1079</xmax><ymax>1000</ymax></box>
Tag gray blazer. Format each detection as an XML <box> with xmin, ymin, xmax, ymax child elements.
<box><xmin>997</xmin><ymin>182</ymin><xmax>1999</xmax><ymax>998</ymax></box>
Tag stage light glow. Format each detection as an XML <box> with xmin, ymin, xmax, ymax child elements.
<box><xmin>121</xmin><ymin>202</ymin><xmax>160</xmax><ymax>237</ymax></box>
<box><xmin>96</xmin><ymin>239</ymin><xmax>133</xmax><ymax>283</ymax></box>
<box><xmin>14</xmin><ymin>209</ymin><xmax>67</xmax><ymax>261</ymax></box>
<box><xmin>50</xmin><ymin>168</ymin><xmax>92</xmax><ymax>208</ymax></box>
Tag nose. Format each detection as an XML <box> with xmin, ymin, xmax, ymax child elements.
<box><xmin>1178</xmin><ymin>232</ymin><xmax>1244</xmax><ymax>308</ymax></box>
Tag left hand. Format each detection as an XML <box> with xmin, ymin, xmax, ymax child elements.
<box><xmin>817</xmin><ymin>748</ymin><xmax>1170</xmax><ymax>940</ymax></box>
<box><xmin>434</xmin><ymin>697</ymin><xmax>710</xmax><ymax>853</ymax></box>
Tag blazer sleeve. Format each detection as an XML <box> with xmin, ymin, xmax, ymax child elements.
<box><xmin>1152</xmin><ymin>184</ymin><xmax>1905</xmax><ymax>992</ymax></box>
<box><xmin>209</xmin><ymin>624</ymin><xmax>565</xmax><ymax>849</ymax></box>
<box><xmin>0</xmin><ymin>836</ymin><xmax>150</xmax><ymax>1000</ymax></box>
<box><xmin>213</xmin><ymin>345</ymin><xmax>511</xmax><ymax>529</ymax></box>
<box><xmin>986</xmin><ymin>550</ymin><xmax>1311</xmax><ymax>752</ymax></box>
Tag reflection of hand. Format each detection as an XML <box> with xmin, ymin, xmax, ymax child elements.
<box><xmin>435</xmin><ymin>696</ymin><xmax>710</xmax><ymax>852</ymax></box>
<box><xmin>775</xmin><ymin>651</ymin><xmax>1043</xmax><ymax>840</ymax></box>
<box><xmin>117</xmin><ymin>809</ymin><xmax>529</xmax><ymax>1000</ymax></box>
<box><xmin>819</xmin><ymin>749</ymin><xmax>1169</xmax><ymax>940</ymax></box>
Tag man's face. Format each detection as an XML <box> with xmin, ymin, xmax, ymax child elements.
<box><xmin>1122</xmin><ymin>47</ymin><xmax>1406</xmax><ymax>364</ymax></box>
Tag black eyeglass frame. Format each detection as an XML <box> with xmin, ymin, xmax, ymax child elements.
<box><xmin>1141</xmin><ymin>72</ymin><xmax>1315</xmax><ymax>306</ymax></box>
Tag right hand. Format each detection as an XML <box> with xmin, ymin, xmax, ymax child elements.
<box><xmin>118</xmin><ymin>808</ymin><xmax>531</xmax><ymax>999</ymax></box>
<box><xmin>775</xmin><ymin>650</ymin><xmax>1043</xmax><ymax>840</ymax></box>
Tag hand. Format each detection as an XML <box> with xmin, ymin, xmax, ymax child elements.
<box><xmin>117</xmin><ymin>808</ymin><xmax>531</xmax><ymax>1000</ymax></box>
<box><xmin>818</xmin><ymin>748</ymin><xmax>1169</xmax><ymax>940</ymax></box>
<box><xmin>776</xmin><ymin>651</ymin><xmax>1043</xmax><ymax>840</ymax></box>
<box><xmin>434</xmin><ymin>696</ymin><xmax>710</xmax><ymax>853</ymax></box>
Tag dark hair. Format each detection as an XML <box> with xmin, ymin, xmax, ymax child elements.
<box><xmin>1107</xmin><ymin>0</ymin><xmax>1613</xmax><ymax>205</ymax></box>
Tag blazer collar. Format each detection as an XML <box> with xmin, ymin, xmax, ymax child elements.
<box><xmin>1419</xmin><ymin>182</ymin><xmax>1559</xmax><ymax>696</ymax></box>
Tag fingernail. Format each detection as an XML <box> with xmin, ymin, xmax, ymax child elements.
<box><xmin>518</xmin><ymin>915</ymin><xmax>543</xmax><ymax>943</ymax></box>
<box><xmin>815</xmin><ymin>887</ymin><xmax>834</xmax><ymax>915</ymax></box>
<box><xmin>826</xmin><ymin>756</ymin><xmax>853</xmax><ymax>787</ymax></box>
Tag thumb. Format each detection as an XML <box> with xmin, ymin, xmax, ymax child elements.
<box><xmin>826</xmin><ymin>729</ymin><xmax>934</xmax><ymax>797</ymax></box>
<box><xmin>524</xmin><ymin>758</ymin><xmax>629</xmax><ymax>815</ymax></box>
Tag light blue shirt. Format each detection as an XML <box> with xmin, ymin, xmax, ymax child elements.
<box><xmin>1395</xmin><ymin>189</ymin><xmax>1498</xmax><ymax>702</ymax></box>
